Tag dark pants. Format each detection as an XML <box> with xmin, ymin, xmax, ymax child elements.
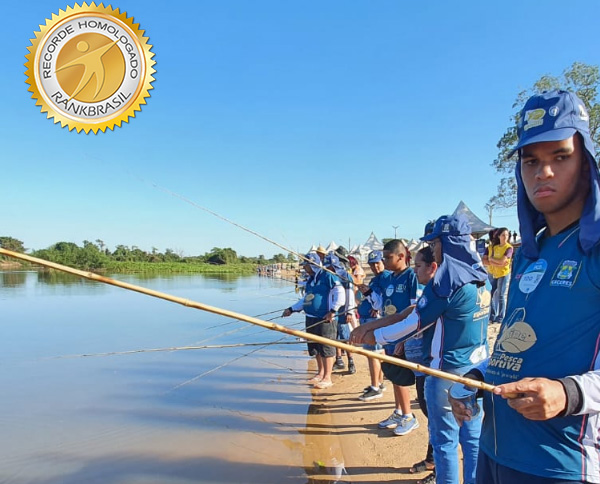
<box><xmin>416</xmin><ymin>375</ymin><xmax>434</xmax><ymax>464</ymax></box>
<box><xmin>477</xmin><ymin>451</ymin><xmax>588</xmax><ymax>484</ymax></box>
<box><xmin>305</xmin><ymin>316</ymin><xmax>336</xmax><ymax>358</ymax></box>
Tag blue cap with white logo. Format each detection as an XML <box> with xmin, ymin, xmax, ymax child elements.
<box><xmin>421</xmin><ymin>214</ymin><xmax>471</xmax><ymax>242</ymax></box>
<box><xmin>511</xmin><ymin>90</ymin><xmax>600</xmax><ymax>258</ymax></box>
<box><xmin>510</xmin><ymin>90</ymin><xmax>590</xmax><ymax>156</ymax></box>
<box><xmin>367</xmin><ymin>250</ymin><xmax>383</xmax><ymax>263</ymax></box>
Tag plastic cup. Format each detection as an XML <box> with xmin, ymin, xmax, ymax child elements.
<box><xmin>449</xmin><ymin>382</ymin><xmax>480</xmax><ymax>417</ymax></box>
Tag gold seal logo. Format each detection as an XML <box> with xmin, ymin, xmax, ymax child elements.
<box><xmin>25</xmin><ymin>3</ymin><xmax>155</xmax><ymax>133</ymax></box>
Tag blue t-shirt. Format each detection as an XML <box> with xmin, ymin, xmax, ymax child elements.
<box><xmin>303</xmin><ymin>270</ymin><xmax>341</xmax><ymax>319</ymax></box>
<box><xmin>480</xmin><ymin>225</ymin><xmax>600</xmax><ymax>482</ymax></box>
<box><xmin>416</xmin><ymin>280</ymin><xmax>490</xmax><ymax>370</ymax></box>
<box><xmin>380</xmin><ymin>268</ymin><xmax>419</xmax><ymax>354</ymax></box>
<box><xmin>357</xmin><ymin>270</ymin><xmax>391</xmax><ymax>319</ymax></box>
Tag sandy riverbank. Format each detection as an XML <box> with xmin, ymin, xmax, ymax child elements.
<box><xmin>296</xmin><ymin>324</ymin><xmax>501</xmax><ymax>483</ymax></box>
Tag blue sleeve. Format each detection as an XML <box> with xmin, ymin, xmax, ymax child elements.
<box><xmin>587</xmin><ymin>245</ymin><xmax>600</xmax><ymax>289</ymax></box>
<box><xmin>409</xmin><ymin>271</ymin><xmax>420</xmax><ymax>301</ymax></box>
<box><xmin>415</xmin><ymin>284</ymin><xmax>449</xmax><ymax>325</ymax></box>
<box><xmin>322</xmin><ymin>272</ymin><xmax>340</xmax><ymax>290</ymax></box>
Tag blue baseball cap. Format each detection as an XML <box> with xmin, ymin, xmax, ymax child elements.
<box><xmin>367</xmin><ymin>250</ymin><xmax>383</xmax><ymax>263</ymax></box>
<box><xmin>423</xmin><ymin>220</ymin><xmax>435</xmax><ymax>237</ymax></box>
<box><xmin>323</xmin><ymin>252</ymin><xmax>340</xmax><ymax>267</ymax></box>
<box><xmin>510</xmin><ymin>90</ymin><xmax>590</xmax><ymax>156</ymax></box>
<box><xmin>421</xmin><ymin>214</ymin><xmax>472</xmax><ymax>242</ymax></box>
<box><xmin>300</xmin><ymin>252</ymin><xmax>320</xmax><ymax>266</ymax></box>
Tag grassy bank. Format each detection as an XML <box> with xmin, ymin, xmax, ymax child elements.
<box><xmin>104</xmin><ymin>261</ymin><xmax>258</xmax><ymax>274</ymax></box>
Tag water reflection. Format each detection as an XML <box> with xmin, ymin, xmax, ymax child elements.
<box><xmin>37</xmin><ymin>269</ymin><xmax>94</xmax><ymax>286</ymax></box>
<box><xmin>1</xmin><ymin>271</ymin><xmax>26</xmax><ymax>288</ymax></box>
<box><xmin>0</xmin><ymin>270</ymin><xmax>311</xmax><ymax>483</ymax></box>
<box><xmin>302</xmin><ymin>402</ymin><xmax>348</xmax><ymax>484</ymax></box>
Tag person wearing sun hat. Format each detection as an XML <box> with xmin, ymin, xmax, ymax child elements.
<box><xmin>282</xmin><ymin>252</ymin><xmax>345</xmax><ymax>389</ymax></box>
<box><xmin>352</xmin><ymin>213</ymin><xmax>491</xmax><ymax>483</ymax></box>
<box><xmin>324</xmin><ymin>252</ymin><xmax>357</xmax><ymax>374</ymax></box>
<box><xmin>450</xmin><ymin>90</ymin><xmax>600</xmax><ymax>484</ymax></box>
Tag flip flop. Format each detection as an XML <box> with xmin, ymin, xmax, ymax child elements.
<box><xmin>314</xmin><ymin>380</ymin><xmax>333</xmax><ymax>389</ymax></box>
<box><xmin>307</xmin><ymin>375</ymin><xmax>323</xmax><ymax>384</ymax></box>
<box><xmin>409</xmin><ymin>460</ymin><xmax>435</xmax><ymax>474</ymax></box>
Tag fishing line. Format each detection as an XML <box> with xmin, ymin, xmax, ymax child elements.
<box><xmin>132</xmin><ymin>174</ymin><xmax>353</xmax><ymax>284</ymax></box>
<box><xmin>51</xmin><ymin>340</ymin><xmax>305</xmax><ymax>359</ymax></box>
<box><xmin>1</xmin><ymin>249</ymin><xmax>496</xmax><ymax>393</ymax></box>
<box><xmin>166</xmin><ymin>335</ymin><xmax>289</xmax><ymax>393</ymax></box>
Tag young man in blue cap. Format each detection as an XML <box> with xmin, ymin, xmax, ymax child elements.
<box><xmin>452</xmin><ymin>90</ymin><xmax>600</xmax><ymax>483</ymax></box>
<box><xmin>352</xmin><ymin>213</ymin><xmax>490</xmax><ymax>484</ymax></box>
<box><xmin>323</xmin><ymin>252</ymin><xmax>357</xmax><ymax>374</ymax></box>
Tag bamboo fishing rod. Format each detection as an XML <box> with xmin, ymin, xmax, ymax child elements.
<box><xmin>0</xmin><ymin>248</ymin><xmax>495</xmax><ymax>393</ymax></box>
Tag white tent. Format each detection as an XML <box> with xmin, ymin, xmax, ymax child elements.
<box><xmin>452</xmin><ymin>200</ymin><xmax>494</xmax><ymax>238</ymax></box>
<box><xmin>325</xmin><ymin>241</ymin><xmax>339</xmax><ymax>252</ymax></box>
<box><xmin>363</xmin><ymin>232</ymin><xmax>384</xmax><ymax>250</ymax></box>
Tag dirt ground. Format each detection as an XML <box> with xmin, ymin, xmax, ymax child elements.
<box><xmin>301</xmin><ymin>326</ymin><xmax>501</xmax><ymax>483</ymax></box>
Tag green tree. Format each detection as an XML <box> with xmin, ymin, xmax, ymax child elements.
<box><xmin>205</xmin><ymin>247</ymin><xmax>238</xmax><ymax>265</ymax></box>
<box><xmin>0</xmin><ymin>236</ymin><xmax>26</xmax><ymax>253</ymax></box>
<box><xmin>491</xmin><ymin>62</ymin><xmax>600</xmax><ymax>208</ymax></box>
<box><xmin>112</xmin><ymin>244</ymin><xmax>132</xmax><ymax>262</ymax></box>
<box><xmin>272</xmin><ymin>253</ymin><xmax>287</xmax><ymax>263</ymax></box>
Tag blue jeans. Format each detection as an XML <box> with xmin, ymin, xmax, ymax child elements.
<box><xmin>490</xmin><ymin>275</ymin><xmax>509</xmax><ymax>323</ymax></box>
<box><xmin>425</xmin><ymin>365</ymin><xmax>483</xmax><ymax>484</ymax></box>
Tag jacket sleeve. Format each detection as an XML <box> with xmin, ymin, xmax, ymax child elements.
<box><xmin>290</xmin><ymin>297</ymin><xmax>305</xmax><ymax>312</ymax></box>
<box><xmin>562</xmin><ymin>371</ymin><xmax>600</xmax><ymax>415</ymax></box>
<box><xmin>374</xmin><ymin>310</ymin><xmax>419</xmax><ymax>345</ymax></box>
<box><xmin>329</xmin><ymin>284</ymin><xmax>346</xmax><ymax>312</ymax></box>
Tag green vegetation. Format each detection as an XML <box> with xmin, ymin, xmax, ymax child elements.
<box><xmin>0</xmin><ymin>237</ymin><xmax>295</xmax><ymax>273</ymax></box>
<box><xmin>490</xmin><ymin>62</ymin><xmax>600</xmax><ymax>209</ymax></box>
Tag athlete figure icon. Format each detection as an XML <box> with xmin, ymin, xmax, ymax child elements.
<box><xmin>55</xmin><ymin>39</ymin><xmax>119</xmax><ymax>101</ymax></box>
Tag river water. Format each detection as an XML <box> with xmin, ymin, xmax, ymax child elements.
<box><xmin>0</xmin><ymin>271</ymin><xmax>339</xmax><ymax>484</ymax></box>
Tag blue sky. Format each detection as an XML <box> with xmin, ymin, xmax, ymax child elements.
<box><xmin>3</xmin><ymin>1</ymin><xmax>599</xmax><ymax>258</ymax></box>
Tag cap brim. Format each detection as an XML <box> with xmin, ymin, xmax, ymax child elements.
<box><xmin>508</xmin><ymin>127</ymin><xmax>577</xmax><ymax>157</ymax></box>
<box><xmin>420</xmin><ymin>232</ymin><xmax>438</xmax><ymax>242</ymax></box>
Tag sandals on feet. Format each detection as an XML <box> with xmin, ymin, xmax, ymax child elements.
<box><xmin>307</xmin><ymin>375</ymin><xmax>323</xmax><ymax>384</ymax></box>
<box><xmin>314</xmin><ymin>380</ymin><xmax>333</xmax><ymax>389</ymax></box>
<box><xmin>409</xmin><ymin>460</ymin><xmax>435</xmax><ymax>474</ymax></box>
<box><xmin>416</xmin><ymin>472</ymin><xmax>436</xmax><ymax>484</ymax></box>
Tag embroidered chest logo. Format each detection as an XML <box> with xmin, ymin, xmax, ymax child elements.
<box><xmin>550</xmin><ymin>259</ymin><xmax>580</xmax><ymax>288</ymax></box>
<box><xmin>395</xmin><ymin>283</ymin><xmax>406</xmax><ymax>293</ymax></box>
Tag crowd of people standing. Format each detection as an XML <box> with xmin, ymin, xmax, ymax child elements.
<box><xmin>284</xmin><ymin>90</ymin><xmax>600</xmax><ymax>484</ymax></box>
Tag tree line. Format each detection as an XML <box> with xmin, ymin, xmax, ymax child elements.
<box><xmin>0</xmin><ymin>236</ymin><xmax>295</xmax><ymax>271</ymax></box>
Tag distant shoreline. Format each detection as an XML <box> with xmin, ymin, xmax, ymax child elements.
<box><xmin>0</xmin><ymin>260</ymin><xmax>259</xmax><ymax>275</ymax></box>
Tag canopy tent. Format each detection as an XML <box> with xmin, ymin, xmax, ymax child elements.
<box><xmin>363</xmin><ymin>232</ymin><xmax>384</xmax><ymax>250</ymax></box>
<box><xmin>452</xmin><ymin>200</ymin><xmax>494</xmax><ymax>239</ymax></box>
<box><xmin>325</xmin><ymin>241</ymin><xmax>339</xmax><ymax>253</ymax></box>
<box><xmin>348</xmin><ymin>232</ymin><xmax>384</xmax><ymax>262</ymax></box>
